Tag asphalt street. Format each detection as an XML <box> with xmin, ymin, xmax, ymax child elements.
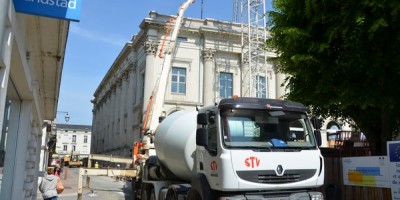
<box><xmin>37</xmin><ymin>167</ymin><xmax>132</xmax><ymax>200</ymax></box>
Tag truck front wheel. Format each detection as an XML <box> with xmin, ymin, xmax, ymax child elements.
<box><xmin>187</xmin><ymin>189</ymin><xmax>202</xmax><ymax>200</ymax></box>
<box><xmin>132</xmin><ymin>180</ymin><xmax>141</xmax><ymax>200</ymax></box>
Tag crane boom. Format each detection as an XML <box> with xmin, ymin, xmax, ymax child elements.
<box><xmin>142</xmin><ymin>0</ymin><xmax>195</xmax><ymax>134</ymax></box>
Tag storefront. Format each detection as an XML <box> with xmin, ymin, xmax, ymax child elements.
<box><xmin>0</xmin><ymin>1</ymin><xmax>70</xmax><ymax>199</ymax></box>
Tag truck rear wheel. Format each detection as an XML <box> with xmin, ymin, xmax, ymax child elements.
<box><xmin>149</xmin><ymin>189</ymin><xmax>156</xmax><ymax>200</ymax></box>
<box><xmin>141</xmin><ymin>188</ymin><xmax>149</xmax><ymax>200</ymax></box>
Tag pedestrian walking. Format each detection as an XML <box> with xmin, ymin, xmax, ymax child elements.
<box><xmin>55</xmin><ymin>163</ymin><xmax>62</xmax><ymax>177</ymax></box>
<box><xmin>39</xmin><ymin>167</ymin><xmax>58</xmax><ymax>200</ymax></box>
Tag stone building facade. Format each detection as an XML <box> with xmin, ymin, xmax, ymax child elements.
<box><xmin>91</xmin><ymin>11</ymin><xmax>355</xmax><ymax>157</ymax></box>
<box><xmin>55</xmin><ymin>124</ymin><xmax>92</xmax><ymax>160</ymax></box>
<box><xmin>91</xmin><ymin>12</ymin><xmax>285</xmax><ymax>157</ymax></box>
<box><xmin>0</xmin><ymin>1</ymin><xmax>69</xmax><ymax>199</ymax></box>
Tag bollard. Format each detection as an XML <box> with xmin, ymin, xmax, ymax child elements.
<box><xmin>77</xmin><ymin>168</ymin><xmax>83</xmax><ymax>200</ymax></box>
<box><xmin>86</xmin><ymin>176</ymin><xmax>90</xmax><ymax>188</ymax></box>
<box><xmin>64</xmin><ymin>168</ymin><xmax>68</xmax><ymax>180</ymax></box>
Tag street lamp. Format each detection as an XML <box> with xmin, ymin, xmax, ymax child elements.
<box><xmin>57</xmin><ymin>111</ymin><xmax>70</xmax><ymax>123</ymax></box>
<box><xmin>65</xmin><ymin>113</ymin><xmax>70</xmax><ymax>122</ymax></box>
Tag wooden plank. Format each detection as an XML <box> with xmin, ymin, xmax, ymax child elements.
<box><xmin>89</xmin><ymin>154</ymin><xmax>134</xmax><ymax>164</ymax></box>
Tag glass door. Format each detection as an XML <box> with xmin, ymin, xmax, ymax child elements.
<box><xmin>0</xmin><ymin>80</ymin><xmax>21</xmax><ymax>192</ymax></box>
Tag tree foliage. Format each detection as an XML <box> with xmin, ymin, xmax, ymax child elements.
<box><xmin>267</xmin><ymin>0</ymin><xmax>400</xmax><ymax>155</ymax></box>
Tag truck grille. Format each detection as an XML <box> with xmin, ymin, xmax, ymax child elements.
<box><xmin>237</xmin><ymin>169</ymin><xmax>316</xmax><ymax>184</ymax></box>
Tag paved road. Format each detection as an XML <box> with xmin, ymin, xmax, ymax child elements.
<box><xmin>37</xmin><ymin>167</ymin><xmax>132</xmax><ymax>200</ymax></box>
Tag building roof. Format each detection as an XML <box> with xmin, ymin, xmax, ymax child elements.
<box><xmin>56</xmin><ymin>124</ymin><xmax>92</xmax><ymax>131</ymax></box>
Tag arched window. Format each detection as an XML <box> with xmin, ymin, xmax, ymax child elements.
<box><xmin>327</xmin><ymin>121</ymin><xmax>340</xmax><ymax>140</ymax></box>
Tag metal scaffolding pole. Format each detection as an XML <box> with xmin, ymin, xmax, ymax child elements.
<box><xmin>239</xmin><ymin>0</ymin><xmax>268</xmax><ymax>98</ymax></box>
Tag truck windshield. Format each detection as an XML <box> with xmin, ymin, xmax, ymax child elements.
<box><xmin>221</xmin><ymin>109</ymin><xmax>316</xmax><ymax>149</ymax></box>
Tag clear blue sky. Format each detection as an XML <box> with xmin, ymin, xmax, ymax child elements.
<box><xmin>56</xmin><ymin>0</ymin><xmax>272</xmax><ymax>125</ymax></box>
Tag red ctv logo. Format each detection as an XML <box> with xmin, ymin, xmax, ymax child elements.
<box><xmin>245</xmin><ymin>157</ymin><xmax>260</xmax><ymax>168</ymax></box>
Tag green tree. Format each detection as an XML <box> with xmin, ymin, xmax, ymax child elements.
<box><xmin>267</xmin><ymin>0</ymin><xmax>400</xmax><ymax>155</ymax></box>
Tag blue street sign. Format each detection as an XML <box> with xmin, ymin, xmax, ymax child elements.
<box><xmin>13</xmin><ymin>0</ymin><xmax>81</xmax><ymax>22</ymax></box>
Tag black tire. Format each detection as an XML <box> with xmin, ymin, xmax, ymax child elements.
<box><xmin>187</xmin><ymin>189</ymin><xmax>202</xmax><ymax>200</ymax></box>
<box><xmin>166</xmin><ymin>188</ymin><xmax>177</xmax><ymax>200</ymax></box>
<box><xmin>149</xmin><ymin>189</ymin><xmax>156</xmax><ymax>200</ymax></box>
<box><xmin>141</xmin><ymin>187</ymin><xmax>149</xmax><ymax>200</ymax></box>
<box><xmin>132</xmin><ymin>180</ymin><xmax>140</xmax><ymax>200</ymax></box>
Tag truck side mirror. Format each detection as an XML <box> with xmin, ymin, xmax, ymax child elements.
<box><xmin>196</xmin><ymin>128</ymin><xmax>208</xmax><ymax>147</ymax></box>
<box><xmin>311</xmin><ymin>117</ymin><xmax>322</xmax><ymax>130</ymax></box>
<box><xmin>314</xmin><ymin>130</ymin><xmax>322</xmax><ymax>147</ymax></box>
<box><xmin>197</xmin><ymin>113</ymin><xmax>208</xmax><ymax>125</ymax></box>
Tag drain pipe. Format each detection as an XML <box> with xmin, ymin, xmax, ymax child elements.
<box><xmin>0</xmin><ymin>0</ymin><xmax>10</xmax><ymax>65</ymax></box>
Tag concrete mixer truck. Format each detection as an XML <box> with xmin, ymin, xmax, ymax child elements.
<box><xmin>133</xmin><ymin>1</ymin><xmax>324</xmax><ymax>199</ymax></box>
<box><xmin>133</xmin><ymin>97</ymin><xmax>324</xmax><ymax>200</ymax></box>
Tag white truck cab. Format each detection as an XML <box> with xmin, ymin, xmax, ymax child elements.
<box><xmin>192</xmin><ymin>97</ymin><xmax>324</xmax><ymax>199</ymax></box>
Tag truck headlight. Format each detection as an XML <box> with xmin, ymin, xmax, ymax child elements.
<box><xmin>309</xmin><ymin>192</ymin><xmax>324</xmax><ymax>200</ymax></box>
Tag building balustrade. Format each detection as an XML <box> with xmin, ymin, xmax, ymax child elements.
<box><xmin>57</xmin><ymin>150</ymin><xmax>81</xmax><ymax>155</ymax></box>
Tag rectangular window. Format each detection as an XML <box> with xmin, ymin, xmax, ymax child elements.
<box><xmin>171</xmin><ymin>67</ymin><xmax>186</xmax><ymax>94</ymax></box>
<box><xmin>72</xmin><ymin>135</ymin><xmax>76</xmax><ymax>143</ymax></box>
<box><xmin>84</xmin><ymin>135</ymin><xmax>88</xmax><ymax>143</ymax></box>
<box><xmin>63</xmin><ymin>145</ymin><xmax>67</xmax><ymax>151</ymax></box>
<box><xmin>72</xmin><ymin>145</ymin><xmax>76</xmax><ymax>152</ymax></box>
<box><xmin>63</xmin><ymin>134</ymin><xmax>69</xmax><ymax>142</ymax></box>
<box><xmin>256</xmin><ymin>76</ymin><xmax>266</xmax><ymax>98</ymax></box>
<box><xmin>220</xmin><ymin>72</ymin><xmax>233</xmax><ymax>98</ymax></box>
<box><xmin>177</xmin><ymin>37</ymin><xmax>188</xmax><ymax>42</ymax></box>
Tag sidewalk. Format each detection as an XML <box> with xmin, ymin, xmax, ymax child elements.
<box><xmin>36</xmin><ymin>167</ymin><xmax>132</xmax><ymax>200</ymax></box>
<box><xmin>37</xmin><ymin>168</ymin><xmax>80</xmax><ymax>199</ymax></box>
<box><xmin>59</xmin><ymin>168</ymin><xmax>80</xmax><ymax>197</ymax></box>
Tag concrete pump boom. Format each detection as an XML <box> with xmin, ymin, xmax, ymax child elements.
<box><xmin>142</xmin><ymin>0</ymin><xmax>195</xmax><ymax>135</ymax></box>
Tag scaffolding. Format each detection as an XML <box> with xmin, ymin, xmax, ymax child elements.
<box><xmin>235</xmin><ymin>0</ymin><xmax>268</xmax><ymax>98</ymax></box>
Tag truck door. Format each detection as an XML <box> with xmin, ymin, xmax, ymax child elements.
<box><xmin>196</xmin><ymin>111</ymin><xmax>219</xmax><ymax>175</ymax></box>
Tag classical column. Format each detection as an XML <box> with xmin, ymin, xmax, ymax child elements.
<box><xmin>203</xmin><ymin>48</ymin><xmax>215</xmax><ymax>106</ymax></box>
<box><xmin>241</xmin><ymin>53</ymin><xmax>251</xmax><ymax>97</ymax></box>
<box><xmin>128</xmin><ymin>63</ymin><xmax>136</xmax><ymax>106</ymax></box>
<box><xmin>126</xmin><ymin>64</ymin><xmax>136</xmax><ymax>145</ymax></box>
<box><xmin>143</xmin><ymin>40</ymin><xmax>158</xmax><ymax>112</ymax></box>
<box><xmin>98</xmin><ymin>96</ymin><xmax>102</xmax><ymax>152</ymax></box>
<box><xmin>110</xmin><ymin>85</ymin><xmax>117</xmax><ymax>151</ymax></box>
<box><xmin>120</xmin><ymin>73</ymin><xmax>128</xmax><ymax>148</ymax></box>
<box><xmin>91</xmin><ymin>98</ymin><xmax>98</xmax><ymax>153</ymax></box>
<box><xmin>115</xmin><ymin>80</ymin><xmax>122</xmax><ymax>151</ymax></box>
<box><xmin>95</xmin><ymin>99</ymin><xmax>101</xmax><ymax>153</ymax></box>
<box><xmin>115</xmin><ymin>78</ymin><xmax>122</xmax><ymax>153</ymax></box>
<box><xmin>275</xmin><ymin>70</ymin><xmax>286</xmax><ymax>99</ymax></box>
<box><xmin>104</xmin><ymin>91</ymin><xmax>111</xmax><ymax>153</ymax></box>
